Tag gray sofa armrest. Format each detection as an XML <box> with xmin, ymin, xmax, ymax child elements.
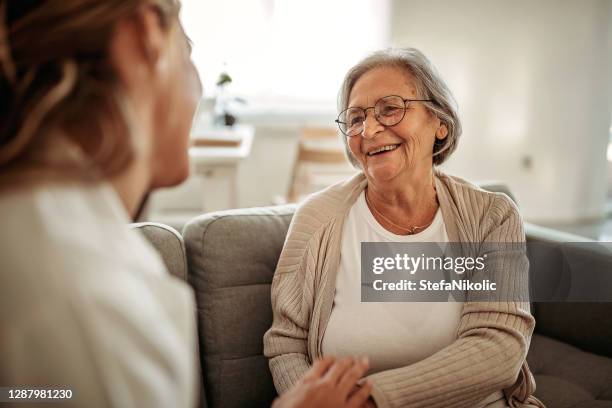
<box><xmin>130</xmin><ymin>222</ymin><xmax>188</xmax><ymax>281</ymax></box>
<box><xmin>182</xmin><ymin>205</ymin><xmax>296</xmax><ymax>408</ymax></box>
<box><xmin>524</xmin><ymin>222</ymin><xmax>591</xmax><ymax>243</ymax></box>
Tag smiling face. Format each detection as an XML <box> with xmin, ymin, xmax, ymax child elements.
<box><xmin>346</xmin><ymin>65</ymin><xmax>447</xmax><ymax>185</ymax></box>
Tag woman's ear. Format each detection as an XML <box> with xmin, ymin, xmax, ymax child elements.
<box><xmin>134</xmin><ymin>5</ymin><xmax>168</xmax><ymax>71</ymax></box>
<box><xmin>109</xmin><ymin>5</ymin><xmax>168</xmax><ymax>89</ymax></box>
<box><xmin>436</xmin><ymin>123</ymin><xmax>448</xmax><ymax>140</ymax></box>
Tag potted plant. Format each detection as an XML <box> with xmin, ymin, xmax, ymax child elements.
<box><xmin>214</xmin><ymin>71</ymin><xmax>245</xmax><ymax>127</ymax></box>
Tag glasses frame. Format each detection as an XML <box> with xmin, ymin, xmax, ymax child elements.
<box><xmin>335</xmin><ymin>95</ymin><xmax>433</xmax><ymax>137</ymax></box>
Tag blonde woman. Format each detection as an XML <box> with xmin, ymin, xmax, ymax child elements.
<box><xmin>0</xmin><ymin>1</ymin><xmax>371</xmax><ymax>407</ymax></box>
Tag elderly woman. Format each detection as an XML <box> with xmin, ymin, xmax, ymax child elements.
<box><xmin>264</xmin><ymin>48</ymin><xmax>544</xmax><ymax>408</ymax></box>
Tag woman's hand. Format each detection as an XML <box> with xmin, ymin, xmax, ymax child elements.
<box><xmin>349</xmin><ymin>385</ymin><xmax>377</xmax><ymax>408</ymax></box>
<box><xmin>361</xmin><ymin>397</ymin><xmax>377</xmax><ymax>408</ymax></box>
<box><xmin>272</xmin><ymin>357</ymin><xmax>372</xmax><ymax>408</ymax></box>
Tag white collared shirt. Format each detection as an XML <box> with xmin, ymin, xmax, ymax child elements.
<box><xmin>0</xmin><ymin>183</ymin><xmax>198</xmax><ymax>407</ymax></box>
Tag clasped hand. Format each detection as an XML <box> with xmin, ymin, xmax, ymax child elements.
<box><xmin>272</xmin><ymin>357</ymin><xmax>375</xmax><ymax>408</ymax></box>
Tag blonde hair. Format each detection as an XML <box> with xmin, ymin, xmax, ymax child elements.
<box><xmin>0</xmin><ymin>0</ymin><xmax>180</xmax><ymax>188</ymax></box>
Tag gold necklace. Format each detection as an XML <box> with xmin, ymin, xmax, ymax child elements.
<box><xmin>365</xmin><ymin>187</ymin><xmax>438</xmax><ymax>235</ymax></box>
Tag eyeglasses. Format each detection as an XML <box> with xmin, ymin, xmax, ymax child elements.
<box><xmin>335</xmin><ymin>95</ymin><xmax>433</xmax><ymax>137</ymax></box>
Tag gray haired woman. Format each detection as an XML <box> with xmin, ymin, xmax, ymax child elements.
<box><xmin>264</xmin><ymin>48</ymin><xmax>544</xmax><ymax>407</ymax></box>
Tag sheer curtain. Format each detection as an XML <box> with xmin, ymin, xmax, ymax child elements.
<box><xmin>180</xmin><ymin>0</ymin><xmax>390</xmax><ymax>110</ymax></box>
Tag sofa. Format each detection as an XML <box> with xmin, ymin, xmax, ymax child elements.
<box><xmin>133</xmin><ymin>198</ymin><xmax>612</xmax><ymax>407</ymax></box>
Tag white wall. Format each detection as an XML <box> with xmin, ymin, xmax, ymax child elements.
<box><xmin>235</xmin><ymin>112</ymin><xmax>336</xmax><ymax>207</ymax></box>
<box><xmin>391</xmin><ymin>0</ymin><xmax>612</xmax><ymax>223</ymax></box>
<box><xmin>236</xmin><ymin>124</ymin><xmax>300</xmax><ymax>207</ymax></box>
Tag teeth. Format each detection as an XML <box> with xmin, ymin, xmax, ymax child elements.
<box><xmin>368</xmin><ymin>144</ymin><xmax>399</xmax><ymax>156</ymax></box>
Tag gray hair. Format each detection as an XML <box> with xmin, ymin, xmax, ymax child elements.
<box><xmin>337</xmin><ymin>47</ymin><xmax>461</xmax><ymax>167</ymax></box>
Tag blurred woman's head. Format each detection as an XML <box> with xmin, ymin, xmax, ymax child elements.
<box><xmin>0</xmin><ymin>0</ymin><xmax>201</xmax><ymax>191</ymax></box>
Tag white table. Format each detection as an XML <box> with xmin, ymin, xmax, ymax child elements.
<box><xmin>148</xmin><ymin>125</ymin><xmax>254</xmax><ymax>226</ymax></box>
<box><xmin>188</xmin><ymin>125</ymin><xmax>254</xmax><ymax>210</ymax></box>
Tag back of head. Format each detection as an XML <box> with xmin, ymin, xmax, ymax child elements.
<box><xmin>0</xmin><ymin>0</ymin><xmax>179</xmax><ymax>189</ymax></box>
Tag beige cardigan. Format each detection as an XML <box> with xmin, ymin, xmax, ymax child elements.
<box><xmin>263</xmin><ymin>170</ymin><xmax>544</xmax><ymax>408</ymax></box>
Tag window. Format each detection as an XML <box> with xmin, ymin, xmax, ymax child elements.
<box><xmin>180</xmin><ymin>0</ymin><xmax>390</xmax><ymax>110</ymax></box>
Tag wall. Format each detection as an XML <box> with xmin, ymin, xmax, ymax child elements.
<box><xmin>237</xmin><ymin>124</ymin><xmax>299</xmax><ymax>207</ymax></box>
<box><xmin>235</xmin><ymin>111</ymin><xmax>336</xmax><ymax>207</ymax></box>
<box><xmin>391</xmin><ymin>0</ymin><xmax>612</xmax><ymax>222</ymax></box>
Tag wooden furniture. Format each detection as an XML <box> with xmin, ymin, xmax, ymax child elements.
<box><xmin>287</xmin><ymin>127</ymin><xmax>356</xmax><ymax>202</ymax></box>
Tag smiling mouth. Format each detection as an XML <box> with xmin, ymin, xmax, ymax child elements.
<box><xmin>367</xmin><ymin>143</ymin><xmax>401</xmax><ymax>156</ymax></box>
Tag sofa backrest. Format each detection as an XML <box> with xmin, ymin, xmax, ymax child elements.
<box><xmin>183</xmin><ymin>206</ymin><xmax>295</xmax><ymax>408</ymax></box>
<box><xmin>131</xmin><ymin>222</ymin><xmax>188</xmax><ymax>281</ymax></box>
<box><xmin>131</xmin><ymin>222</ymin><xmax>209</xmax><ymax>407</ymax></box>
<box><xmin>477</xmin><ymin>185</ymin><xmax>612</xmax><ymax>359</ymax></box>
<box><xmin>181</xmin><ymin>200</ymin><xmax>612</xmax><ymax>407</ymax></box>
<box><xmin>525</xmin><ymin>233</ymin><xmax>612</xmax><ymax>359</ymax></box>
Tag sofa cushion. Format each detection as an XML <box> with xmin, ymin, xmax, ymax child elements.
<box><xmin>525</xmin><ymin>225</ymin><xmax>612</xmax><ymax>360</ymax></box>
<box><xmin>183</xmin><ymin>206</ymin><xmax>295</xmax><ymax>408</ymax></box>
<box><xmin>534</xmin><ymin>303</ymin><xmax>612</xmax><ymax>360</ymax></box>
<box><xmin>131</xmin><ymin>222</ymin><xmax>188</xmax><ymax>281</ymax></box>
<box><xmin>527</xmin><ymin>334</ymin><xmax>612</xmax><ymax>407</ymax></box>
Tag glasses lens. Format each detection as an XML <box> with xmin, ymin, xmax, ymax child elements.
<box><xmin>339</xmin><ymin>108</ymin><xmax>365</xmax><ymax>136</ymax></box>
<box><xmin>375</xmin><ymin>96</ymin><xmax>406</xmax><ymax>126</ymax></box>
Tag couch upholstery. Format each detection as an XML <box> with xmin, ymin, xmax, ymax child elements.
<box><xmin>179</xmin><ymin>203</ymin><xmax>612</xmax><ymax>408</ymax></box>
<box><xmin>131</xmin><ymin>222</ymin><xmax>188</xmax><ymax>281</ymax></box>
<box><xmin>131</xmin><ymin>221</ymin><xmax>207</xmax><ymax>406</ymax></box>
<box><xmin>183</xmin><ymin>206</ymin><xmax>294</xmax><ymax>408</ymax></box>
<box><xmin>528</xmin><ymin>335</ymin><xmax>612</xmax><ymax>407</ymax></box>
<box><xmin>524</xmin><ymin>237</ymin><xmax>612</xmax><ymax>407</ymax></box>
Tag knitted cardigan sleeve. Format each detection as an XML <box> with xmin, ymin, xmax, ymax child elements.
<box><xmin>263</xmin><ymin>206</ymin><xmax>322</xmax><ymax>394</ymax></box>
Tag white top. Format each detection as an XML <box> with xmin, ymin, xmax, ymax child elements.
<box><xmin>322</xmin><ymin>190</ymin><xmax>463</xmax><ymax>375</ymax></box>
<box><xmin>0</xmin><ymin>183</ymin><xmax>198</xmax><ymax>407</ymax></box>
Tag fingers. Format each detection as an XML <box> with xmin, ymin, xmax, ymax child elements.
<box><xmin>347</xmin><ymin>380</ymin><xmax>373</xmax><ymax>408</ymax></box>
<box><xmin>337</xmin><ymin>357</ymin><xmax>369</xmax><ymax>397</ymax></box>
<box><xmin>322</xmin><ymin>357</ymin><xmax>355</xmax><ymax>385</ymax></box>
<box><xmin>303</xmin><ymin>356</ymin><xmax>335</xmax><ymax>381</ymax></box>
